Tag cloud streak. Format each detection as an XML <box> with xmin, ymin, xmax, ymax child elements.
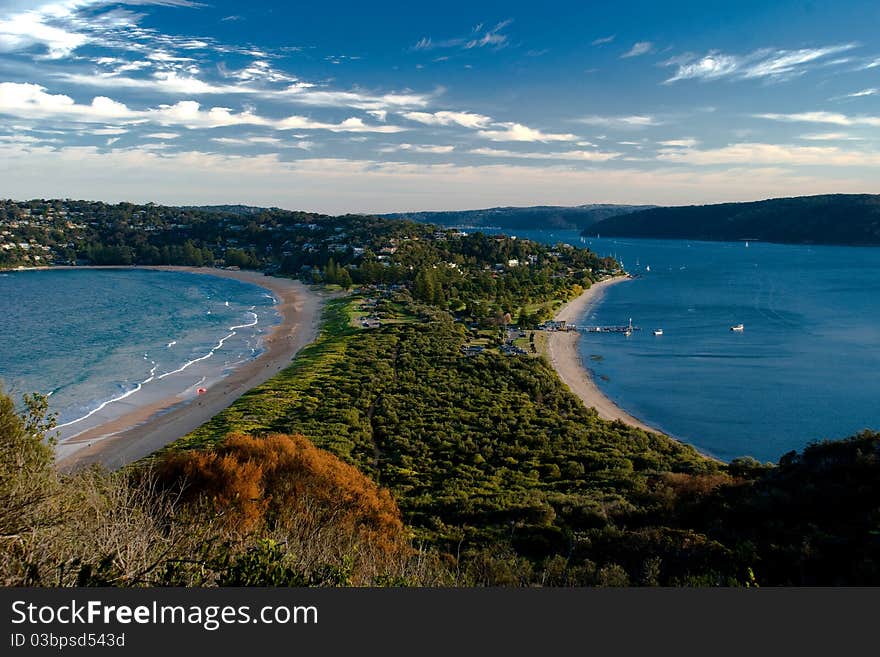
<box><xmin>412</xmin><ymin>19</ymin><xmax>513</xmax><ymax>52</ymax></box>
<box><xmin>469</xmin><ymin>147</ymin><xmax>621</xmax><ymax>161</ymax></box>
<box><xmin>658</xmin><ymin>141</ymin><xmax>880</xmax><ymax>166</ymax></box>
<box><xmin>621</xmin><ymin>41</ymin><xmax>654</xmax><ymax>58</ymax></box>
<box><xmin>756</xmin><ymin>111</ymin><xmax>880</xmax><ymax>127</ymax></box>
<box><xmin>664</xmin><ymin>44</ymin><xmax>858</xmax><ymax>82</ymax></box>
<box><xmin>576</xmin><ymin>115</ymin><xmax>660</xmax><ymax>129</ymax></box>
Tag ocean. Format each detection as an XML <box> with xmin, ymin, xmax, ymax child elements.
<box><xmin>486</xmin><ymin>230</ymin><xmax>880</xmax><ymax>462</ymax></box>
<box><xmin>0</xmin><ymin>269</ymin><xmax>279</xmax><ymax>443</ymax></box>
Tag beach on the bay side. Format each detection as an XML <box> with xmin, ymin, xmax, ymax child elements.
<box><xmin>545</xmin><ymin>276</ymin><xmax>659</xmax><ymax>433</ymax></box>
<box><xmin>53</xmin><ymin>266</ymin><xmax>324</xmax><ymax>471</ymax></box>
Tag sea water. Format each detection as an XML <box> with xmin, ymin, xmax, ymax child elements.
<box><xmin>484</xmin><ymin>230</ymin><xmax>880</xmax><ymax>462</ymax></box>
<box><xmin>0</xmin><ymin>269</ymin><xmax>279</xmax><ymax>443</ymax></box>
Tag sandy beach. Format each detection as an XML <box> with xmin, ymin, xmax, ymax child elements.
<box><xmin>54</xmin><ymin>266</ymin><xmax>323</xmax><ymax>471</ymax></box>
<box><xmin>545</xmin><ymin>276</ymin><xmax>659</xmax><ymax>433</ymax></box>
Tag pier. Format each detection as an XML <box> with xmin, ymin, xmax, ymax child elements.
<box><xmin>574</xmin><ymin>318</ymin><xmax>639</xmax><ymax>334</ymax></box>
<box><xmin>578</xmin><ymin>325</ymin><xmax>641</xmax><ymax>333</ymax></box>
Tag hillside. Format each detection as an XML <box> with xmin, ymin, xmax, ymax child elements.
<box><xmin>182</xmin><ymin>204</ymin><xmax>281</xmax><ymax>216</ymax></box>
<box><xmin>384</xmin><ymin>204</ymin><xmax>654</xmax><ymax>231</ymax></box>
<box><xmin>587</xmin><ymin>194</ymin><xmax>880</xmax><ymax>245</ymax></box>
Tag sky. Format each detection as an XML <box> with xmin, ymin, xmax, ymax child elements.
<box><xmin>0</xmin><ymin>0</ymin><xmax>878</xmax><ymax>214</ymax></box>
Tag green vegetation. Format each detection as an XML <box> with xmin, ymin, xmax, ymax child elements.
<box><xmin>588</xmin><ymin>193</ymin><xmax>880</xmax><ymax>245</ymax></box>
<box><xmin>383</xmin><ymin>204</ymin><xmax>654</xmax><ymax>231</ymax></box>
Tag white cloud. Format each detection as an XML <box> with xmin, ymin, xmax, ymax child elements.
<box><xmin>226</xmin><ymin>60</ymin><xmax>297</xmax><ymax>84</ymax></box>
<box><xmin>0</xmin><ymin>0</ymin><xmax>90</xmax><ymax>59</ymax></box>
<box><xmin>0</xmin><ymin>82</ymin><xmax>136</xmax><ymax>120</ymax></box>
<box><xmin>91</xmin><ymin>126</ymin><xmax>128</xmax><ymax>135</ymax></box>
<box><xmin>664</xmin><ymin>54</ymin><xmax>739</xmax><ymax>82</ymax></box>
<box><xmin>798</xmin><ymin>132</ymin><xmax>862</xmax><ymax>141</ymax></box>
<box><xmin>658</xmin><ymin>138</ymin><xmax>699</xmax><ymax>148</ymax></box>
<box><xmin>379</xmin><ymin>143</ymin><xmax>455</xmax><ymax>154</ymax></box>
<box><xmin>56</xmin><ymin>70</ymin><xmax>259</xmax><ymax>95</ymax></box>
<box><xmin>0</xmin><ymin>82</ymin><xmax>408</xmax><ymax>133</ymax></box>
<box><xmin>657</xmin><ymin>142</ymin><xmax>880</xmax><ymax>166</ymax></box>
<box><xmin>477</xmin><ymin>122</ymin><xmax>579</xmax><ymax>143</ymax></box>
<box><xmin>401</xmin><ymin>110</ymin><xmax>492</xmax><ymax>129</ymax></box>
<box><xmin>470</xmin><ymin>147</ymin><xmax>621</xmax><ymax>161</ymax></box>
<box><xmin>212</xmin><ymin>136</ymin><xmax>275</xmax><ymax>145</ymax></box>
<box><xmin>274</xmin><ymin>116</ymin><xmax>406</xmax><ymax>133</ymax></box>
<box><xmin>621</xmin><ymin>41</ymin><xmax>654</xmax><ymax>58</ymax></box>
<box><xmin>145</xmin><ymin>132</ymin><xmax>180</xmax><ymax>139</ymax></box>
<box><xmin>591</xmin><ymin>35</ymin><xmax>615</xmax><ymax>46</ymax></box>
<box><xmin>665</xmin><ymin>44</ymin><xmax>857</xmax><ymax>83</ymax></box>
<box><xmin>280</xmin><ymin>86</ymin><xmax>431</xmax><ymax>111</ymax></box>
<box><xmin>756</xmin><ymin>111</ymin><xmax>880</xmax><ymax>127</ymax></box>
<box><xmin>842</xmin><ymin>88</ymin><xmax>879</xmax><ymax>98</ymax></box>
<box><xmin>0</xmin><ymin>0</ymin><xmax>200</xmax><ymax>60</ymax></box>
<box><xmin>576</xmin><ymin>115</ymin><xmax>660</xmax><ymax>129</ymax></box>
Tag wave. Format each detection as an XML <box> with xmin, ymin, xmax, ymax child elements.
<box><xmin>57</xmin><ymin>357</ymin><xmax>161</xmax><ymax>432</ymax></box>
<box><xmin>229</xmin><ymin>311</ymin><xmax>258</xmax><ymax>331</ymax></box>
<box><xmin>57</xmin><ymin>311</ymin><xmax>260</xmax><ymax>433</ymax></box>
<box><xmin>157</xmin><ymin>312</ymin><xmax>259</xmax><ymax>380</ymax></box>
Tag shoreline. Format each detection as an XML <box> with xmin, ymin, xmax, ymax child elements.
<box><xmin>50</xmin><ymin>266</ymin><xmax>324</xmax><ymax>472</ymax></box>
<box><xmin>545</xmin><ymin>276</ymin><xmax>660</xmax><ymax>433</ymax></box>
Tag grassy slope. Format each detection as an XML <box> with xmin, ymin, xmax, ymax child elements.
<box><xmin>171</xmin><ymin>296</ymin><xmax>719</xmax><ymax>580</ymax></box>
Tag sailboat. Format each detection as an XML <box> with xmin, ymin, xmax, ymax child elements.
<box><xmin>645</xmin><ymin>265</ymin><xmax>651</xmax><ymax>272</ymax></box>
<box><xmin>745</xmin><ymin>241</ymin><xmax>750</xmax><ymax>248</ymax></box>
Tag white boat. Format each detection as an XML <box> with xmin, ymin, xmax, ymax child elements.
<box><xmin>653</xmin><ymin>328</ymin><xmax>663</xmax><ymax>336</ymax></box>
<box><xmin>730</xmin><ymin>323</ymin><xmax>744</xmax><ymax>332</ymax></box>
<box><xmin>645</xmin><ymin>265</ymin><xmax>651</xmax><ymax>272</ymax></box>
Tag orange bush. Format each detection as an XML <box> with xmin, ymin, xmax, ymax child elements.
<box><xmin>156</xmin><ymin>432</ymin><xmax>405</xmax><ymax>557</ymax></box>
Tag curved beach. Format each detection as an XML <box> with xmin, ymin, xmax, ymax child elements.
<box><xmin>546</xmin><ymin>276</ymin><xmax>659</xmax><ymax>433</ymax></box>
<box><xmin>54</xmin><ymin>266</ymin><xmax>323</xmax><ymax>471</ymax></box>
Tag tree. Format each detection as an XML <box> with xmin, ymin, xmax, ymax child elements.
<box><xmin>336</xmin><ymin>267</ymin><xmax>352</xmax><ymax>290</ymax></box>
<box><xmin>0</xmin><ymin>389</ymin><xmax>57</xmax><ymax>541</ymax></box>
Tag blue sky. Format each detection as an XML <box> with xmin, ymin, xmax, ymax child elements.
<box><xmin>0</xmin><ymin>0</ymin><xmax>878</xmax><ymax>213</ymax></box>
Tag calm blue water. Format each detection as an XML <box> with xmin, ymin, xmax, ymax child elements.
<box><xmin>490</xmin><ymin>230</ymin><xmax>880</xmax><ymax>462</ymax></box>
<box><xmin>0</xmin><ymin>269</ymin><xmax>279</xmax><ymax>442</ymax></box>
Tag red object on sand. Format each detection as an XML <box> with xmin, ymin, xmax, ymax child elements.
<box><xmin>197</xmin><ymin>387</ymin><xmax>207</xmax><ymax>395</ymax></box>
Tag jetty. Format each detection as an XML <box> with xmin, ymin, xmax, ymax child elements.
<box><xmin>578</xmin><ymin>324</ymin><xmax>641</xmax><ymax>334</ymax></box>
<box><xmin>575</xmin><ymin>318</ymin><xmax>640</xmax><ymax>334</ymax></box>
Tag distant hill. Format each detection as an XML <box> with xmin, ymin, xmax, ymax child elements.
<box><xmin>588</xmin><ymin>194</ymin><xmax>880</xmax><ymax>245</ymax></box>
<box><xmin>182</xmin><ymin>204</ymin><xmax>281</xmax><ymax>216</ymax></box>
<box><xmin>383</xmin><ymin>204</ymin><xmax>654</xmax><ymax>231</ymax></box>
